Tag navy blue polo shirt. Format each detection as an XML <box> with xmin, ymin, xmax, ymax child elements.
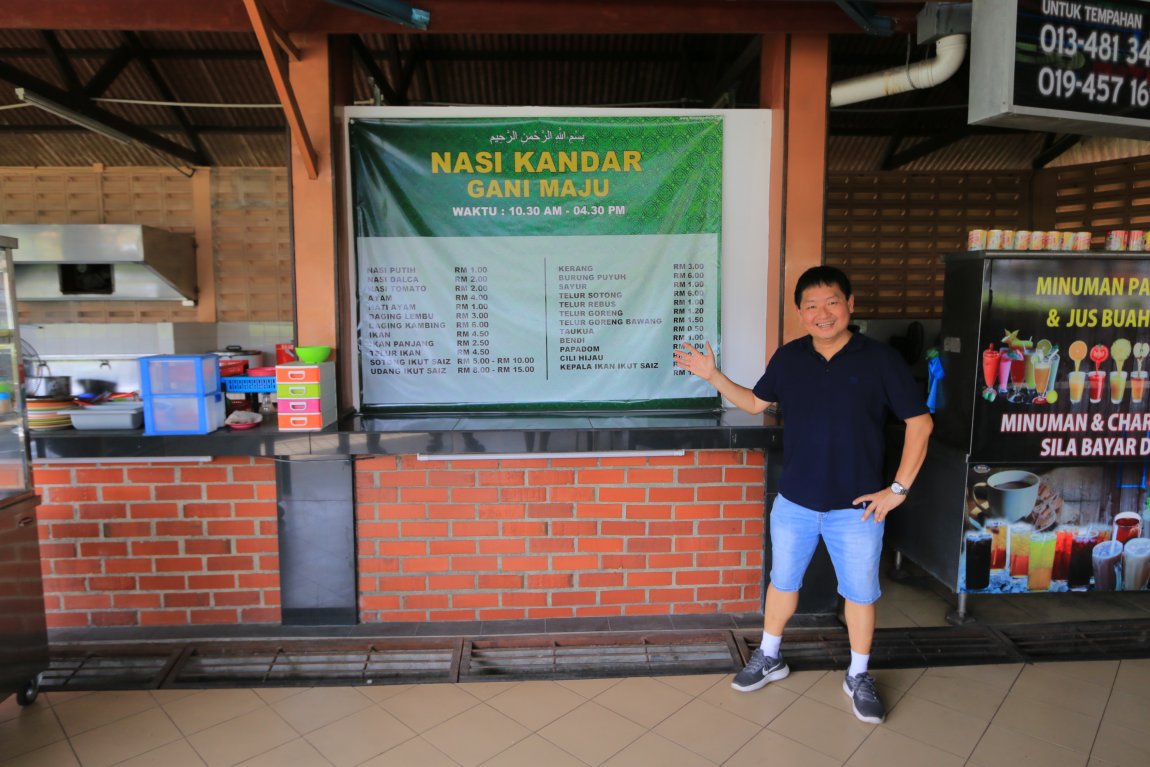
<box><xmin>752</xmin><ymin>333</ymin><xmax>928</xmax><ymax>512</ymax></box>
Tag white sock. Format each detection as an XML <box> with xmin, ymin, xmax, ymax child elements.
<box><xmin>759</xmin><ymin>631</ymin><xmax>782</xmax><ymax>658</ymax></box>
<box><xmin>848</xmin><ymin>651</ymin><xmax>870</xmax><ymax>678</ymax></box>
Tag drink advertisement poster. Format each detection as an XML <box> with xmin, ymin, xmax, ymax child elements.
<box><xmin>959</xmin><ymin>254</ymin><xmax>1150</xmax><ymax>594</ymax></box>
<box><xmin>972</xmin><ymin>256</ymin><xmax>1150</xmax><ymax>461</ymax></box>
<box><xmin>959</xmin><ymin>462</ymin><xmax>1150</xmax><ymax>594</ymax></box>
<box><xmin>348</xmin><ymin>115</ymin><xmax>723</xmax><ymax>412</ymax></box>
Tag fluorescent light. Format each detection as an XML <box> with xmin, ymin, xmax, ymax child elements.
<box><xmin>15</xmin><ymin>88</ymin><xmax>134</xmax><ymax>145</ymax></box>
<box><xmin>416</xmin><ymin>450</ymin><xmax>686</xmax><ymax>462</ymax></box>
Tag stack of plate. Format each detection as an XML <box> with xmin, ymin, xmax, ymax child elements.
<box><xmin>26</xmin><ymin>397</ymin><xmax>74</xmax><ymax>431</ymax></box>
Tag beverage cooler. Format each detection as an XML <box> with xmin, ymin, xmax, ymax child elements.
<box><xmin>889</xmin><ymin>251</ymin><xmax>1150</xmax><ymax>620</ymax></box>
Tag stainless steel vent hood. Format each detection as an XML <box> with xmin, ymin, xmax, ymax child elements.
<box><xmin>0</xmin><ymin>224</ymin><xmax>197</xmax><ymax>303</ymax></box>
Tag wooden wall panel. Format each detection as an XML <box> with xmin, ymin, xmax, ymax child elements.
<box><xmin>1042</xmin><ymin>157</ymin><xmax>1150</xmax><ymax>237</ymax></box>
<box><xmin>825</xmin><ymin>172</ymin><xmax>1031</xmax><ymax>319</ymax></box>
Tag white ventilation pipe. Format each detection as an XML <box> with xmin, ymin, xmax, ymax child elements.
<box><xmin>829</xmin><ymin>34</ymin><xmax>968</xmax><ymax>108</ymax></box>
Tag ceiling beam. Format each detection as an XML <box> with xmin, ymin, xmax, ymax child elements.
<box><xmin>242</xmin><ymin>0</ymin><xmax>319</xmax><ymax>179</ymax></box>
<box><xmin>82</xmin><ymin>42</ymin><xmax>137</xmax><ymax>97</ymax></box>
<box><xmin>0</xmin><ymin>0</ymin><xmax>912</xmax><ymax>34</ymax></box>
<box><xmin>1032</xmin><ymin>133</ymin><xmax>1082</xmax><ymax>169</ymax></box>
<box><xmin>0</xmin><ymin>60</ymin><xmax>204</xmax><ymax>164</ymax></box>
<box><xmin>349</xmin><ymin>34</ymin><xmax>403</xmax><ymax>105</ymax></box>
<box><xmin>122</xmin><ymin>31</ymin><xmax>211</xmax><ymax>166</ymax></box>
<box><xmin>883</xmin><ymin>128</ymin><xmax>969</xmax><ymax>169</ymax></box>
<box><xmin>40</xmin><ymin>30</ymin><xmax>84</xmax><ymax>92</ymax></box>
<box><xmin>705</xmin><ymin>36</ymin><xmax>762</xmax><ymax>108</ymax></box>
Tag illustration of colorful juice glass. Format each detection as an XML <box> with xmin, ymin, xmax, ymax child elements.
<box><xmin>982</xmin><ymin>347</ymin><xmax>1000</xmax><ymax>390</ymax></box>
<box><xmin>1053</xmin><ymin>527</ymin><xmax>1075</xmax><ymax>582</ymax></box>
<box><xmin>1068</xmin><ymin>531</ymin><xmax>1096</xmax><ymax>589</ymax></box>
<box><xmin>1131</xmin><ymin>371</ymin><xmax>1148</xmax><ymax>404</ymax></box>
<box><xmin>1088</xmin><ymin>371</ymin><xmax>1106</xmax><ymax>403</ymax></box>
<box><xmin>1110</xmin><ymin>371</ymin><xmax>1128</xmax><ymax>404</ymax></box>
<box><xmin>1033</xmin><ymin>358</ymin><xmax>1052</xmax><ymax>396</ymax></box>
<box><xmin>964</xmin><ymin>531</ymin><xmax>992</xmax><ymax>591</ymax></box>
<box><xmin>1027</xmin><ymin>532</ymin><xmax>1055</xmax><ymax>591</ymax></box>
<box><xmin>987</xmin><ymin>519</ymin><xmax>1008</xmax><ymax>571</ymax></box>
<box><xmin>1122</xmin><ymin>538</ymin><xmax>1150</xmax><ymax>591</ymax></box>
<box><xmin>1010</xmin><ymin>353</ymin><xmax>1027</xmax><ymax>391</ymax></box>
<box><xmin>1023</xmin><ymin>350</ymin><xmax>1037</xmax><ymax>391</ymax></box>
<box><xmin>1069</xmin><ymin>371</ymin><xmax>1086</xmax><ymax>403</ymax></box>
<box><xmin>998</xmin><ymin>353</ymin><xmax>1013</xmax><ymax>393</ymax></box>
<box><xmin>1092</xmin><ymin>540</ymin><xmax>1123</xmax><ymax>591</ymax></box>
<box><xmin>1009</xmin><ymin>523</ymin><xmax>1031</xmax><ymax>579</ymax></box>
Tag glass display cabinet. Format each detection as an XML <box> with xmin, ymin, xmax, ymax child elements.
<box><xmin>0</xmin><ymin>236</ymin><xmax>46</xmax><ymax>706</ymax></box>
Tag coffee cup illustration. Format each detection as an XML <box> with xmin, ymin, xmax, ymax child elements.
<box><xmin>971</xmin><ymin>470</ymin><xmax>1040</xmax><ymax>523</ymax></box>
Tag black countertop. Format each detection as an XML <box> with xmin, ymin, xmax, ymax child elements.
<box><xmin>29</xmin><ymin>409</ymin><xmax>782</xmax><ymax>460</ymax></box>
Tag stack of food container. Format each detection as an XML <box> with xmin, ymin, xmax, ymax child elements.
<box><xmin>139</xmin><ymin>354</ymin><xmax>225</xmax><ymax>435</ymax></box>
<box><xmin>275</xmin><ymin>362</ymin><xmax>336</xmax><ymax>430</ymax></box>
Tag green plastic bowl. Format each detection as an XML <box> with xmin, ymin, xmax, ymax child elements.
<box><xmin>293</xmin><ymin>345</ymin><xmax>331</xmax><ymax>364</ymax></box>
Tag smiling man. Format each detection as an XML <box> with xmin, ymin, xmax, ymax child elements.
<box><xmin>673</xmin><ymin>265</ymin><xmax>932</xmax><ymax>724</ymax></box>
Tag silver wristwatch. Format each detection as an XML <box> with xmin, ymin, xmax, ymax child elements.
<box><xmin>890</xmin><ymin>481</ymin><xmax>908</xmax><ymax>496</ymax></box>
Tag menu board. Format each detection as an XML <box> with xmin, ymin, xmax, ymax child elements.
<box><xmin>350</xmin><ymin>116</ymin><xmax>723</xmax><ymax>412</ymax></box>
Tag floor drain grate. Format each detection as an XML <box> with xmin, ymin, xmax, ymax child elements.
<box><xmin>39</xmin><ymin>619</ymin><xmax>1150</xmax><ymax>691</ymax></box>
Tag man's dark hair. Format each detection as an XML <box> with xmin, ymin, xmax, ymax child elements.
<box><xmin>794</xmin><ymin>265</ymin><xmax>852</xmax><ymax>307</ymax></box>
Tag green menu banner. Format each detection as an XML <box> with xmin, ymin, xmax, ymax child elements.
<box><xmin>350</xmin><ymin>115</ymin><xmax>723</xmax><ymax>412</ymax></box>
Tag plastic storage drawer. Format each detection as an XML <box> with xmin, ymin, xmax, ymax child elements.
<box><xmin>143</xmin><ymin>392</ymin><xmax>225</xmax><ymax>435</ymax></box>
<box><xmin>141</xmin><ymin>354</ymin><xmax>220</xmax><ymax>396</ymax></box>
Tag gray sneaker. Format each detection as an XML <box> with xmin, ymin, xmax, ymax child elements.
<box><xmin>731</xmin><ymin>648</ymin><xmax>789</xmax><ymax>692</ymax></box>
<box><xmin>843</xmin><ymin>671</ymin><xmax>885</xmax><ymax>723</ymax></box>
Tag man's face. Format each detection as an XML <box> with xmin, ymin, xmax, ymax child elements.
<box><xmin>797</xmin><ymin>282</ymin><xmax>853</xmax><ymax>344</ymax></box>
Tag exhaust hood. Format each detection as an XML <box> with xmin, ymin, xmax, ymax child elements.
<box><xmin>0</xmin><ymin>224</ymin><xmax>198</xmax><ymax>303</ymax></box>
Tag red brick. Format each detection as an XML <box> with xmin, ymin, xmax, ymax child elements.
<box><xmin>525</xmin><ymin>573</ymin><xmax>572</xmax><ymax>589</ymax></box>
<box><xmin>361</xmin><ymin>594</ymin><xmax>403</xmax><ymax>610</ymax></box>
<box><xmin>91</xmin><ymin>610</ymin><xmax>139</xmax><ymax>626</ymax></box>
<box><xmin>206</xmin><ymin>555</ymin><xmax>254</xmax><ymax>571</ymax></box>
<box><xmin>62</xmin><ymin>594</ymin><xmax>112</xmax><ymax>610</ymax></box>
<box><xmin>155</xmin><ymin>485</ymin><xmax>204</xmax><ymax>501</ymax></box>
<box><xmin>32</xmin><ymin>468</ymin><xmax>73</xmax><ymax>485</ymax></box>
<box><xmin>186</xmin><ymin>539</ymin><xmax>232</xmax><ymax>555</ymax></box>
<box><xmin>697</xmin><ymin>450</ymin><xmax>743</xmax><ymax>465</ymax></box>
<box><xmin>476</xmin><ymin>504</ymin><xmax>527</xmax><ymax>520</ymax></box>
<box><xmin>551</xmin><ymin>486</ymin><xmax>596</xmax><ymax>502</ymax></box>
<box><xmin>552</xmin><ymin>521</ymin><xmax>598</xmax><ymax>536</ymax></box>
<box><xmin>478</xmin><ymin>538</ymin><xmax>525</xmax><ymax>554</ymax></box>
<box><xmin>649</xmin><ymin>487</ymin><xmax>696</xmax><ymax>502</ymax></box>
<box><xmin>205</xmin><ymin>520</ymin><xmax>255</xmax><ymax>536</ymax></box>
<box><xmin>600</xmin><ymin>488</ymin><xmax>647</xmax><ymax>503</ymax></box>
<box><xmin>500</xmin><ymin>592</ymin><xmax>547</xmax><ymax>607</ymax></box>
<box><xmin>358</xmin><ymin>456</ymin><xmax>398</xmax><ymax>472</ymax></box>
<box><xmin>35</xmin><ymin>505</ymin><xmax>76</xmax><ymax>521</ymax></box>
<box><xmin>675</xmin><ymin>570</ymin><xmax>722</xmax><ymax>585</ymax></box>
<box><xmin>552</xmin><ymin>555</ymin><xmax>599</xmax><ymax>570</ymax></box>
<box><xmin>240</xmin><ymin>607</ymin><xmax>280</xmax><ymax>623</ymax></box>
<box><xmin>676</xmin><ymin>504</ymin><xmax>723</xmax><ymax>520</ymax></box>
<box><xmin>697</xmin><ymin>586</ymin><xmax>743</xmax><ymax>601</ymax></box>
<box><xmin>454</xmin><ymin>593</ymin><xmax>499</xmax><ymax>608</ymax></box>
<box><xmin>405</xmin><ymin>594</ymin><xmax>450</xmax><ymax>609</ymax></box>
<box><xmin>76</xmin><ymin>468</ymin><xmax>125</xmax><ymax>484</ymax></box>
<box><xmin>213</xmin><ymin>591</ymin><xmax>262</xmax><ymax>607</ymax></box>
<box><xmin>139</xmin><ymin>575</ymin><xmax>187</xmax><ymax>590</ymax></box>
<box><xmin>601</xmin><ymin>554</ymin><xmax>647</xmax><ymax>569</ymax></box>
<box><xmin>235</xmin><ymin>539</ymin><xmax>277</xmax><ymax>554</ymax></box>
<box><xmin>184</xmin><ymin>503</ymin><xmax>233</xmax><ymax>518</ymax></box>
<box><xmin>647</xmin><ymin>553</ymin><xmax>695</xmax><ymax>568</ymax></box>
<box><xmin>428</xmin><ymin>574</ymin><xmax>475</xmax><ymax>590</ymax></box>
<box><xmin>628</xmin><ymin>571</ymin><xmax>674</xmax><ymax>587</ymax></box>
<box><xmin>232</xmin><ymin>465</ymin><xmax>274</xmax><ymax>482</ymax></box>
<box><xmin>404</xmin><ymin>556</ymin><xmax>451</xmax><ymax>572</ymax></box>
<box><xmin>526</xmin><ymin>469</ymin><xmax>576</xmax><ymax>485</ymax></box>
<box><xmin>79</xmin><ymin>540</ymin><xmax>128</xmax><ymax>558</ymax></box>
<box><xmin>39</xmin><ymin>543</ymin><xmax>77</xmax><ymax>559</ymax></box>
<box><xmin>102</xmin><ymin>485</ymin><xmax>153</xmax><ymax>502</ymax></box>
<box><xmin>723</xmin><ymin>535</ymin><xmax>762</xmax><ymax>551</ymax></box>
<box><xmin>50</xmin><ymin>559</ymin><xmax>103</xmax><ymax>575</ymax></box>
<box><xmin>359</xmin><ymin>558</ymin><xmax>401</xmax><ymax>573</ymax></box>
<box><xmin>599</xmin><ymin>589</ymin><xmax>646</xmax><ymax>605</ymax></box>
<box><xmin>452</xmin><ymin>521</ymin><xmax>500</xmax><ymax>537</ymax></box>
<box><xmin>648</xmin><ymin>521</ymin><xmax>695</xmax><ymax>536</ymax></box>
<box><xmin>428</xmin><ymin>470</ymin><xmax>476</xmax><ymax>487</ymax></box>
<box><xmin>46</xmin><ymin>613</ymin><xmax>90</xmax><ymax>628</ymax></box>
<box><xmin>187</xmin><ymin>574</ymin><xmax>238</xmax><ymax>592</ymax></box>
<box><xmin>675</xmin><ymin>536</ymin><xmax>720</xmax><ymax>552</ymax></box>
<box><xmin>428</xmin><ymin>503</ymin><xmax>479</xmax><ymax>519</ymax></box>
<box><xmin>78</xmin><ymin>504</ymin><xmax>129</xmax><ymax>520</ymax></box>
<box><xmin>205</xmin><ymin>484</ymin><xmax>256</xmax><ymax>501</ymax></box>
<box><xmin>577</xmin><ymin>469</ymin><xmax>626</xmax><ymax>484</ymax></box>
<box><xmin>724</xmin><ymin>503</ymin><xmax>765</xmax><ymax>518</ymax></box>
<box><xmin>236</xmin><ymin>573</ymin><xmax>278</xmax><ymax>588</ymax></box>
<box><xmin>178</xmin><ymin>467</ymin><xmax>229</xmax><ymax>483</ymax></box>
<box><xmin>52</xmin><ymin>522</ymin><xmax>101</xmax><ymax>538</ymax></box>
<box><xmin>552</xmin><ymin>591</ymin><xmax>598</xmax><ymax>606</ymax></box>
<box><xmin>527</xmin><ymin>503</ymin><xmax>574</xmax><ymax>519</ymax></box>
<box><xmin>448</xmin><ymin>488</ymin><xmax>499</xmax><ymax>504</ymax></box>
<box><xmin>679</xmin><ymin>467</ymin><xmax>725</xmax><ymax>484</ymax></box>
<box><xmin>503</xmin><ymin>521</ymin><xmax>547</xmax><ymax>536</ymax></box>
<box><xmin>113</xmin><ymin>593</ymin><xmax>162</xmax><ymax>609</ymax></box>
<box><xmin>477</xmin><ymin>608</ymin><xmax>526</xmax><ymax>620</ymax></box>
<box><xmin>496</xmin><ymin>485</ymin><xmax>552</xmax><ymax>504</ymax></box>
<box><xmin>647</xmin><ymin>588</ymin><xmax>696</xmax><ymax>603</ymax></box>
<box><xmin>446</xmin><ymin>556</ymin><xmax>501</xmax><ymax>571</ymax></box>
<box><xmin>627</xmin><ymin>468</ymin><xmax>675</xmax><ymax>483</ymax></box>
<box><xmin>401</xmin><ymin>521</ymin><xmax>450</xmax><ymax>537</ymax></box>
<box><xmin>501</xmin><ymin>556</ymin><xmax>549</xmax><ymax>571</ymax></box>
<box><xmin>622</xmin><ymin>604</ymin><xmax>668</xmax><ymax>616</ymax></box>
<box><xmin>42</xmin><ymin>575</ymin><xmax>88</xmax><ymax>592</ymax></box>
<box><xmin>190</xmin><ymin>609</ymin><xmax>238</xmax><ymax>624</ymax></box>
<box><xmin>699</xmin><ymin>552</ymin><xmax>745</xmax><ymax>568</ymax></box>
<box><xmin>725</xmin><ymin>467</ymin><xmax>764</xmax><ymax>483</ymax></box>
<box><xmin>156</xmin><ymin>521</ymin><xmax>205</xmax><ymax>536</ymax></box>
<box><xmin>699</xmin><ymin>486</ymin><xmax>745</xmax><ymax>502</ymax></box>
<box><xmin>105</xmin><ymin>522</ymin><xmax>153</xmax><ymax>537</ymax></box>
<box><xmin>579</xmin><ymin>572</ymin><xmax>625</xmax><ymax>588</ymax></box>
<box><xmin>722</xmin><ymin>568</ymin><xmax>761</xmax><ymax>584</ymax></box>
<box><xmin>477</xmin><ymin>574</ymin><xmax>523</xmax><ymax>591</ymax></box>
<box><xmin>527</xmin><ymin>607</ymin><xmax>574</xmax><ymax>619</ymax></box>
<box><xmin>428</xmin><ymin>610</ymin><xmax>478</xmax><ymax>621</ymax></box>
<box><xmin>88</xmin><ymin>576</ymin><xmax>137</xmax><ymax>591</ymax></box>
<box><xmin>477</xmin><ymin>470</ymin><xmax>525</xmax><ymax>486</ymax></box>
<box><xmin>528</xmin><ymin>537</ymin><xmax>574</xmax><ymax>553</ymax></box>
<box><xmin>129</xmin><ymin>503</ymin><xmax>182</xmax><ymax>519</ymax></box>
<box><xmin>401</xmin><ymin>487</ymin><xmax>451</xmax><ymax>503</ymax></box>
<box><xmin>104</xmin><ymin>558</ymin><xmax>157</xmax><ymax>574</ymax></box>
<box><xmin>127</xmin><ymin>467</ymin><xmax>177</xmax><ymax>483</ymax></box>
<box><xmin>627</xmin><ymin>537</ymin><xmax>672</xmax><ymax>553</ymax></box>
<box><xmin>649</xmin><ymin>453</ymin><xmax>698</xmax><ymax>466</ymax></box>
<box><xmin>698</xmin><ymin>520</ymin><xmax>744</xmax><ymax>535</ymax></box>
<box><xmin>164</xmin><ymin>592</ymin><xmax>211</xmax><ymax>608</ymax></box>
<box><xmin>578</xmin><ymin>538</ymin><xmax>625</xmax><ymax>553</ymax></box>
<box><xmin>155</xmin><ymin>557</ymin><xmax>203</xmax><ymax>572</ymax></box>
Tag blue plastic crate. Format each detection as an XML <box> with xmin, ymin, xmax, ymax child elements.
<box><xmin>222</xmin><ymin>376</ymin><xmax>277</xmax><ymax>393</ymax></box>
<box><xmin>140</xmin><ymin>354</ymin><xmax>220</xmax><ymax>397</ymax></box>
<box><xmin>143</xmin><ymin>391</ymin><xmax>225</xmax><ymax>435</ymax></box>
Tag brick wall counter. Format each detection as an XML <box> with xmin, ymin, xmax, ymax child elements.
<box><xmin>356</xmin><ymin>450</ymin><xmax>765</xmax><ymax>622</ymax></box>
<box><xmin>33</xmin><ymin>457</ymin><xmax>280</xmax><ymax>628</ymax></box>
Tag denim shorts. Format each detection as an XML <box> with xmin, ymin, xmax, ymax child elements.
<box><xmin>769</xmin><ymin>493</ymin><xmax>884</xmax><ymax>605</ymax></box>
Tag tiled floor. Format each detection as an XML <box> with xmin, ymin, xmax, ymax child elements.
<box><xmin>4</xmin><ymin>568</ymin><xmax>1150</xmax><ymax>766</ymax></box>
